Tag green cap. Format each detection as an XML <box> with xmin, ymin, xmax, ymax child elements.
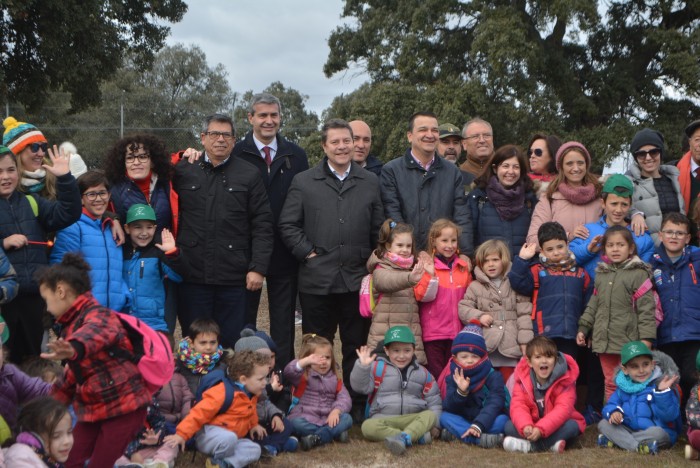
<box><xmin>0</xmin><ymin>145</ymin><xmax>12</xmax><ymax>158</ymax></box>
<box><xmin>602</xmin><ymin>174</ymin><xmax>634</xmax><ymax>198</ymax></box>
<box><xmin>384</xmin><ymin>326</ymin><xmax>415</xmax><ymax>345</ymax></box>
<box><xmin>0</xmin><ymin>314</ymin><xmax>8</xmax><ymax>345</ymax></box>
<box><xmin>621</xmin><ymin>341</ymin><xmax>653</xmax><ymax>365</ymax></box>
<box><xmin>126</xmin><ymin>204</ymin><xmax>156</xmax><ymax>224</ymax></box>
<box><xmin>439</xmin><ymin>123</ymin><xmax>461</xmax><ymax>140</ymax></box>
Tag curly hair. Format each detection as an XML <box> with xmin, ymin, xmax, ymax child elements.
<box><xmin>228</xmin><ymin>349</ymin><xmax>271</xmax><ymax>380</ymax></box>
<box><xmin>35</xmin><ymin>252</ymin><xmax>92</xmax><ymax>295</ymax></box>
<box><xmin>102</xmin><ymin>134</ymin><xmax>172</xmax><ymax>184</ymax></box>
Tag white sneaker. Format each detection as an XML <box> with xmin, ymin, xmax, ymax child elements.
<box><xmin>550</xmin><ymin>440</ymin><xmax>566</xmax><ymax>453</ymax></box>
<box><xmin>503</xmin><ymin>436</ymin><xmax>531</xmax><ymax>453</ymax></box>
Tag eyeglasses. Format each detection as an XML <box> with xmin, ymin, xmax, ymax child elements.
<box><xmin>29</xmin><ymin>143</ymin><xmax>48</xmax><ymax>153</ymax></box>
<box><xmin>82</xmin><ymin>190</ymin><xmax>110</xmax><ymax>201</ymax></box>
<box><xmin>633</xmin><ymin>148</ymin><xmax>661</xmax><ymax>160</ymax></box>
<box><xmin>204</xmin><ymin>131</ymin><xmax>234</xmax><ymax>140</ymax></box>
<box><xmin>660</xmin><ymin>230</ymin><xmax>688</xmax><ymax>238</ymax></box>
<box><xmin>464</xmin><ymin>133</ymin><xmax>493</xmax><ymax>141</ymax></box>
<box><xmin>125</xmin><ymin>154</ymin><xmax>150</xmax><ymax>164</ymax></box>
<box><xmin>527</xmin><ymin>148</ymin><xmax>544</xmax><ymax>157</ymax></box>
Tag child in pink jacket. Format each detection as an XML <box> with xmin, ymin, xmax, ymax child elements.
<box><xmin>414</xmin><ymin>219</ymin><xmax>472</xmax><ymax>379</ymax></box>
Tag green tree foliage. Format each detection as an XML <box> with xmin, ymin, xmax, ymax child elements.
<box><xmin>324</xmin><ymin>0</ymin><xmax>700</xmax><ymax>166</ymax></box>
<box><xmin>233</xmin><ymin>81</ymin><xmax>320</xmax><ymax>144</ymax></box>
<box><xmin>0</xmin><ymin>0</ymin><xmax>187</xmax><ymax>112</ymax></box>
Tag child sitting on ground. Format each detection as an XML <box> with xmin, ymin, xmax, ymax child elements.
<box><xmin>115</xmin><ymin>397</ymin><xmax>176</xmax><ymax>468</ymax></box>
<box><xmin>439</xmin><ymin>323</ymin><xmax>508</xmax><ymax>448</ymax></box>
<box><xmin>283</xmin><ymin>334</ymin><xmax>352</xmax><ymax>451</ymax></box>
<box><xmin>244</xmin><ymin>326</ymin><xmax>293</xmax><ymax>414</ymax></box>
<box><xmin>504</xmin><ymin>336</ymin><xmax>586</xmax><ymax>453</ymax></box>
<box><xmin>176</xmin><ymin>318</ymin><xmax>225</xmax><ymax>396</ymax></box>
<box><xmin>598</xmin><ymin>341</ymin><xmax>680</xmax><ymax>455</ymax></box>
<box><xmin>164</xmin><ymin>350</ymin><xmax>270</xmax><ymax>468</ymax></box>
<box><xmin>350</xmin><ymin>326</ymin><xmax>442</xmax><ymax>456</ymax></box>
<box><xmin>684</xmin><ymin>350</ymin><xmax>700</xmax><ymax>460</ymax></box>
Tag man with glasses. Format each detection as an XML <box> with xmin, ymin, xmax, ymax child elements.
<box><xmin>173</xmin><ymin>114</ymin><xmax>273</xmax><ymax>348</ymax></box>
<box><xmin>676</xmin><ymin>120</ymin><xmax>700</xmax><ymax>215</ymax></box>
<box><xmin>460</xmin><ymin>117</ymin><xmax>495</xmax><ymax>179</ymax></box>
<box><xmin>231</xmin><ymin>93</ymin><xmax>308</xmax><ymax>369</ymax></box>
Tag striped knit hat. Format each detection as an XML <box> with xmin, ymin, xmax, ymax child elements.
<box><xmin>451</xmin><ymin>321</ymin><xmax>487</xmax><ymax>357</ymax></box>
<box><xmin>2</xmin><ymin>117</ymin><xmax>46</xmax><ymax>155</ymax></box>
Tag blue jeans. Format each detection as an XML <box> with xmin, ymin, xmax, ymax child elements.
<box><xmin>290</xmin><ymin>414</ymin><xmax>353</xmax><ymax>445</ymax></box>
<box><xmin>504</xmin><ymin>419</ymin><xmax>581</xmax><ymax>452</ymax></box>
<box><xmin>178</xmin><ymin>283</ymin><xmax>246</xmax><ymax>348</ymax></box>
<box><xmin>440</xmin><ymin>412</ymin><xmax>509</xmax><ymax>445</ymax></box>
<box><xmin>255</xmin><ymin>417</ymin><xmax>295</xmax><ymax>452</ymax></box>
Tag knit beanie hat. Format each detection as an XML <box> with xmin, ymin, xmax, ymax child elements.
<box><xmin>451</xmin><ymin>322</ymin><xmax>487</xmax><ymax>357</ymax></box>
<box><xmin>630</xmin><ymin>128</ymin><xmax>665</xmax><ymax>159</ymax></box>
<box><xmin>253</xmin><ymin>329</ymin><xmax>277</xmax><ymax>354</ymax></box>
<box><xmin>234</xmin><ymin>328</ymin><xmax>271</xmax><ymax>355</ymax></box>
<box><xmin>2</xmin><ymin>117</ymin><xmax>46</xmax><ymax>155</ymax></box>
<box><xmin>555</xmin><ymin>141</ymin><xmax>591</xmax><ymax>172</ymax></box>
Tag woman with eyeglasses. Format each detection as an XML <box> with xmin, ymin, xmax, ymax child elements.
<box><xmin>526</xmin><ymin>133</ymin><xmax>562</xmax><ymax>186</ymax></box>
<box><xmin>626</xmin><ymin>128</ymin><xmax>684</xmax><ymax>245</ymax></box>
<box><xmin>103</xmin><ymin>134</ymin><xmax>176</xmax><ymax>235</ymax></box>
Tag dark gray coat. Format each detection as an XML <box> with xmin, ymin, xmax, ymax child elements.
<box><xmin>278</xmin><ymin>159</ymin><xmax>384</xmax><ymax>294</ymax></box>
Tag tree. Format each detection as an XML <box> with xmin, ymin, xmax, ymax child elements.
<box><xmin>0</xmin><ymin>0</ymin><xmax>187</xmax><ymax>112</ymax></box>
<box><xmin>233</xmin><ymin>81</ymin><xmax>320</xmax><ymax>144</ymax></box>
<box><xmin>324</xmin><ymin>0</ymin><xmax>700</xmax><ymax>166</ymax></box>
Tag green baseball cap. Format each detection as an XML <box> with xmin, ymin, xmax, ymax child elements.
<box><xmin>439</xmin><ymin>123</ymin><xmax>461</xmax><ymax>140</ymax></box>
<box><xmin>126</xmin><ymin>204</ymin><xmax>156</xmax><ymax>224</ymax></box>
<box><xmin>621</xmin><ymin>341</ymin><xmax>653</xmax><ymax>365</ymax></box>
<box><xmin>0</xmin><ymin>314</ymin><xmax>8</xmax><ymax>345</ymax></box>
<box><xmin>602</xmin><ymin>174</ymin><xmax>634</xmax><ymax>198</ymax></box>
<box><xmin>384</xmin><ymin>326</ymin><xmax>415</xmax><ymax>345</ymax></box>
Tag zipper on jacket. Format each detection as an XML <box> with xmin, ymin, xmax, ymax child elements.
<box><xmin>102</xmin><ymin>226</ymin><xmax>111</xmax><ymax>308</ymax></box>
<box><xmin>140</xmin><ymin>260</ymin><xmax>145</xmax><ymax>279</ymax></box>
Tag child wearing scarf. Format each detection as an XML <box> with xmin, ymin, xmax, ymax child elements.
<box><xmin>438</xmin><ymin>323</ymin><xmax>509</xmax><ymax>448</ymax></box>
<box><xmin>175</xmin><ymin>318</ymin><xmax>225</xmax><ymax>396</ymax></box>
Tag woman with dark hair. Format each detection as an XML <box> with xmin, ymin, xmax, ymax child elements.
<box><xmin>527</xmin><ymin>133</ymin><xmax>562</xmax><ymax>184</ymax></box>
<box><xmin>103</xmin><ymin>134</ymin><xmax>176</xmax><ymax>234</ymax></box>
<box><xmin>467</xmin><ymin>145</ymin><xmax>538</xmax><ymax>257</ymax></box>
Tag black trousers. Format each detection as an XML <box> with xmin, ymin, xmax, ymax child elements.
<box><xmin>246</xmin><ymin>274</ymin><xmax>298</xmax><ymax>369</ymax></box>
<box><xmin>298</xmin><ymin>291</ymin><xmax>370</xmax><ymax>405</ymax></box>
<box><xmin>659</xmin><ymin>340</ymin><xmax>700</xmax><ymax>411</ymax></box>
<box><xmin>3</xmin><ymin>294</ymin><xmax>45</xmax><ymax>364</ymax></box>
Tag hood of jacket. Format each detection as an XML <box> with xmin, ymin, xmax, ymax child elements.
<box><xmin>594</xmin><ymin>255</ymin><xmax>650</xmax><ymax>275</ymax></box>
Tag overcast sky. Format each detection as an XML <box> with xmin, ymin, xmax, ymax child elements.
<box><xmin>165</xmin><ymin>0</ymin><xmax>367</xmax><ymax>116</ymax></box>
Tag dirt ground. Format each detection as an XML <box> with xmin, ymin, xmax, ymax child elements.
<box><xmin>173</xmin><ymin>287</ymin><xmax>691</xmax><ymax>468</ymax></box>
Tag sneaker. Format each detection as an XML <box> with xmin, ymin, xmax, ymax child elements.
<box><xmin>550</xmin><ymin>440</ymin><xmax>566</xmax><ymax>453</ymax></box>
<box><xmin>261</xmin><ymin>445</ymin><xmax>277</xmax><ymax>458</ymax></box>
<box><xmin>686</xmin><ymin>444</ymin><xmax>700</xmax><ymax>460</ymax></box>
<box><xmin>503</xmin><ymin>436</ymin><xmax>531</xmax><ymax>453</ymax></box>
<box><xmin>416</xmin><ymin>431</ymin><xmax>431</xmax><ymax>445</ymax></box>
<box><xmin>294</xmin><ymin>311</ymin><xmax>302</xmax><ymax>326</ymax></box>
<box><xmin>583</xmin><ymin>405</ymin><xmax>603</xmax><ymax>425</ymax></box>
<box><xmin>597</xmin><ymin>434</ymin><xmax>614</xmax><ymax>448</ymax></box>
<box><xmin>385</xmin><ymin>433</ymin><xmax>409</xmax><ymax>455</ymax></box>
<box><xmin>337</xmin><ymin>430</ymin><xmax>350</xmax><ymax>443</ymax></box>
<box><xmin>478</xmin><ymin>433</ymin><xmax>505</xmax><ymax>449</ymax></box>
<box><xmin>205</xmin><ymin>459</ymin><xmax>229</xmax><ymax>468</ymax></box>
<box><xmin>283</xmin><ymin>436</ymin><xmax>299</xmax><ymax>452</ymax></box>
<box><xmin>300</xmin><ymin>434</ymin><xmax>322</xmax><ymax>451</ymax></box>
<box><xmin>440</xmin><ymin>428</ymin><xmax>457</xmax><ymax>442</ymax></box>
<box><xmin>637</xmin><ymin>440</ymin><xmax>659</xmax><ymax>455</ymax></box>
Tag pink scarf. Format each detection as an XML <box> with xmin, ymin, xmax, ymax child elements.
<box><xmin>557</xmin><ymin>180</ymin><xmax>597</xmax><ymax>205</ymax></box>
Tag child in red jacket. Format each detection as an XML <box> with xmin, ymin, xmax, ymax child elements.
<box><xmin>504</xmin><ymin>336</ymin><xmax>586</xmax><ymax>453</ymax></box>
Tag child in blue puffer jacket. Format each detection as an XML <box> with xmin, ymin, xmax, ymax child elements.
<box><xmin>597</xmin><ymin>341</ymin><xmax>681</xmax><ymax>455</ymax></box>
<box><xmin>122</xmin><ymin>204</ymin><xmax>186</xmax><ymax>333</ymax></box>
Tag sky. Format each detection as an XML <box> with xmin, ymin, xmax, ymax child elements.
<box><xmin>165</xmin><ymin>0</ymin><xmax>368</xmax><ymax>116</ymax></box>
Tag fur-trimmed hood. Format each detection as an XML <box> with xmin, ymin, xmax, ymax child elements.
<box><xmin>594</xmin><ymin>255</ymin><xmax>651</xmax><ymax>275</ymax></box>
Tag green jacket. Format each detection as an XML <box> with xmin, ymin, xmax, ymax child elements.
<box><xmin>578</xmin><ymin>256</ymin><xmax>655</xmax><ymax>354</ymax></box>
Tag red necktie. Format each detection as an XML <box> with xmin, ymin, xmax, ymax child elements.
<box><xmin>694</xmin><ymin>167</ymin><xmax>700</xmax><ymax>181</ymax></box>
<box><xmin>263</xmin><ymin>146</ymin><xmax>272</xmax><ymax>167</ymax></box>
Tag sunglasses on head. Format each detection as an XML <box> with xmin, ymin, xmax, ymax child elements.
<box><xmin>29</xmin><ymin>143</ymin><xmax>48</xmax><ymax>153</ymax></box>
<box><xmin>527</xmin><ymin>148</ymin><xmax>544</xmax><ymax>157</ymax></box>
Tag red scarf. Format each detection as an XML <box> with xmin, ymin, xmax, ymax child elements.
<box><xmin>130</xmin><ymin>171</ymin><xmax>152</xmax><ymax>203</ymax></box>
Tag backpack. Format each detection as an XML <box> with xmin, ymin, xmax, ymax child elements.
<box><xmin>364</xmin><ymin>359</ymin><xmax>434</xmax><ymax>418</ymax></box>
<box><xmin>288</xmin><ymin>372</ymin><xmax>343</xmax><ymax>414</ymax></box>
<box><xmin>359</xmin><ymin>272</ymin><xmax>383</xmax><ymax>318</ymax></box>
<box><xmin>194</xmin><ymin>368</ymin><xmax>236</xmax><ymax>415</ymax></box>
<box><xmin>632</xmin><ymin>278</ymin><xmax>664</xmax><ymax>326</ymax></box>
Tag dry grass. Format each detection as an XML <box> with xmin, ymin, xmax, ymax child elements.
<box><xmin>173</xmin><ymin>287</ymin><xmax>692</xmax><ymax>467</ymax></box>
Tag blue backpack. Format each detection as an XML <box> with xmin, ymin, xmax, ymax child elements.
<box><xmin>194</xmin><ymin>368</ymin><xmax>236</xmax><ymax>415</ymax></box>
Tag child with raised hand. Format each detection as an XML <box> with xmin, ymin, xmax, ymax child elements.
<box><xmin>598</xmin><ymin>341</ymin><xmax>680</xmax><ymax>455</ymax></box>
<box><xmin>414</xmin><ymin>219</ymin><xmax>472</xmax><ymax>378</ymax></box>
<box><xmin>122</xmin><ymin>203</ymin><xmax>186</xmax><ymax>333</ymax></box>
<box><xmin>2</xmin><ymin>397</ymin><xmax>73</xmax><ymax>467</ymax></box>
<box><xmin>37</xmin><ymin>253</ymin><xmax>151</xmax><ymax>467</ymax></box>
<box><xmin>460</xmin><ymin>239</ymin><xmax>533</xmax><ymax>384</ymax></box>
<box><xmin>504</xmin><ymin>336</ymin><xmax>586</xmax><ymax>454</ymax></box>
<box><xmin>508</xmin><ymin>221</ymin><xmax>591</xmax><ymax>358</ymax></box>
<box><xmin>439</xmin><ymin>323</ymin><xmax>508</xmax><ymax>448</ymax></box>
<box><xmin>577</xmin><ymin>225</ymin><xmax>656</xmax><ymax>399</ymax></box>
<box><xmin>366</xmin><ymin>219</ymin><xmax>426</xmax><ymax>364</ymax></box>
<box><xmin>0</xmin><ymin>144</ymin><xmax>81</xmax><ymax>364</ymax></box>
<box><xmin>176</xmin><ymin>318</ymin><xmax>225</xmax><ymax>396</ymax></box>
<box><xmin>164</xmin><ymin>350</ymin><xmax>270</xmax><ymax>468</ymax></box>
<box><xmin>350</xmin><ymin>326</ymin><xmax>442</xmax><ymax>456</ymax></box>
<box><xmin>283</xmin><ymin>334</ymin><xmax>352</xmax><ymax>451</ymax></box>
<box><xmin>114</xmin><ymin>397</ymin><xmax>177</xmax><ymax>468</ymax></box>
